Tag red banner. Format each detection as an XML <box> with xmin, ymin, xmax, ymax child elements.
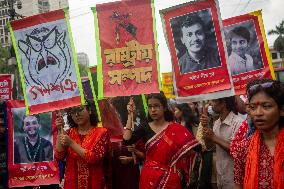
<box><xmin>7</xmin><ymin>100</ymin><xmax>59</xmax><ymax>187</ymax></box>
<box><xmin>161</xmin><ymin>0</ymin><xmax>232</xmax><ymax>97</ymax></box>
<box><xmin>0</xmin><ymin>74</ymin><xmax>12</xmax><ymax>100</ymax></box>
<box><xmin>94</xmin><ymin>0</ymin><xmax>159</xmax><ymax>97</ymax></box>
<box><xmin>223</xmin><ymin>11</ymin><xmax>273</xmax><ymax>95</ymax></box>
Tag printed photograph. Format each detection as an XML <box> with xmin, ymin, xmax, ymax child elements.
<box><xmin>170</xmin><ymin>8</ymin><xmax>222</xmax><ymax>74</ymax></box>
<box><xmin>12</xmin><ymin>108</ymin><xmax>53</xmax><ymax>164</ymax></box>
<box><xmin>224</xmin><ymin>19</ymin><xmax>264</xmax><ymax>75</ymax></box>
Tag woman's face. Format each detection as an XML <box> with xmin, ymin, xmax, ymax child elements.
<box><xmin>249</xmin><ymin>91</ymin><xmax>284</xmax><ymax>131</ymax></box>
<box><xmin>174</xmin><ymin>107</ymin><xmax>182</xmax><ymax>119</ymax></box>
<box><xmin>69</xmin><ymin>106</ymin><xmax>90</xmax><ymax>126</ymax></box>
<box><xmin>148</xmin><ymin>98</ymin><xmax>165</xmax><ymax>121</ymax></box>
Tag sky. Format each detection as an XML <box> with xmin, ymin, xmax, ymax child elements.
<box><xmin>68</xmin><ymin>0</ymin><xmax>284</xmax><ymax>73</ymax></box>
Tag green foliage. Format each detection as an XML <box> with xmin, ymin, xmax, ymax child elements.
<box><xmin>268</xmin><ymin>20</ymin><xmax>284</xmax><ymax>51</ymax></box>
<box><xmin>0</xmin><ymin>46</ymin><xmax>15</xmax><ymax>74</ymax></box>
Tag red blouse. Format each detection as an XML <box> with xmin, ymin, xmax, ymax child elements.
<box><xmin>230</xmin><ymin>121</ymin><xmax>274</xmax><ymax>189</ymax></box>
<box><xmin>55</xmin><ymin>127</ymin><xmax>111</xmax><ymax>189</ymax></box>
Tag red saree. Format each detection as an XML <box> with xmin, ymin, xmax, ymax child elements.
<box><xmin>55</xmin><ymin>127</ymin><xmax>111</xmax><ymax>189</ymax></box>
<box><xmin>244</xmin><ymin>127</ymin><xmax>284</xmax><ymax>189</ymax></box>
<box><xmin>139</xmin><ymin>122</ymin><xmax>199</xmax><ymax>189</ymax></box>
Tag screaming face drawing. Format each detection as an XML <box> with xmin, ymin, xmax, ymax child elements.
<box><xmin>18</xmin><ymin>26</ymin><xmax>72</xmax><ymax>89</ymax></box>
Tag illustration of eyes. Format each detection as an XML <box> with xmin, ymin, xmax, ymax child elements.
<box><xmin>43</xmin><ymin>29</ymin><xmax>56</xmax><ymax>49</ymax></box>
<box><xmin>28</xmin><ymin>36</ymin><xmax>42</xmax><ymax>52</ymax></box>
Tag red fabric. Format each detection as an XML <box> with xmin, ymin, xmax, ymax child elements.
<box><xmin>230</xmin><ymin>123</ymin><xmax>284</xmax><ymax>189</ymax></box>
<box><xmin>139</xmin><ymin>123</ymin><xmax>199</xmax><ymax>189</ymax></box>
<box><xmin>55</xmin><ymin>127</ymin><xmax>111</xmax><ymax>189</ymax></box>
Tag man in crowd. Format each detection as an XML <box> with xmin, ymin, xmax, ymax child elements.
<box><xmin>14</xmin><ymin>115</ymin><xmax>53</xmax><ymax>163</ymax></box>
<box><xmin>179</xmin><ymin>14</ymin><xmax>221</xmax><ymax>74</ymax></box>
<box><xmin>201</xmin><ymin>96</ymin><xmax>244</xmax><ymax>189</ymax></box>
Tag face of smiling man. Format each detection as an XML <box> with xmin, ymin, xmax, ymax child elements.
<box><xmin>23</xmin><ymin>116</ymin><xmax>40</xmax><ymax>138</ymax></box>
<box><xmin>181</xmin><ymin>23</ymin><xmax>205</xmax><ymax>54</ymax></box>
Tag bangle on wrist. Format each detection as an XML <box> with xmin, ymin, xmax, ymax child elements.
<box><xmin>124</xmin><ymin>127</ymin><xmax>133</xmax><ymax>131</ymax></box>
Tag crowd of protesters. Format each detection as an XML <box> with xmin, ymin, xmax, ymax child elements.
<box><xmin>0</xmin><ymin>78</ymin><xmax>283</xmax><ymax>189</ymax></box>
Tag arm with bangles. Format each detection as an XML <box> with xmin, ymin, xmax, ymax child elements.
<box><xmin>123</xmin><ymin>97</ymin><xmax>136</xmax><ymax>141</ymax></box>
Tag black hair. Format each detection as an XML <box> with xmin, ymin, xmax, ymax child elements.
<box><xmin>246</xmin><ymin>78</ymin><xmax>284</xmax><ymax>128</ymax></box>
<box><xmin>67</xmin><ymin>100</ymin><xmax>99</xmax><ymax>128</ymax></box>
<box><xmin>175</xmin><ymin>103</ymin><xmax>197</xmax><ymax>133</ymax></box>
<box><xmin>22</xmin><ymin>114</ymin><xmax>40</xmax><ymax>127</ymax></box>
<box><xmin>181</xmin><ymin>15</ymin><xmax>205</xmax><ymax>31</ymax></box>
<box><xmin>216</xmin><ymin>96</ymin><xmax>238</xmax><ymax>115</ymax></box>
<box><xmin>146</xmin><ymin>92</ymin><xmax>174</xmax><ymax>122</ymax></box>
<box><xmin>229</xmin><ymin>26</ymin><xmax>250</xmax><ymax>43</ymax></box>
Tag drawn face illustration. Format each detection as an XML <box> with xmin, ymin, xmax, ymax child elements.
<box><xmin>18</xmin><ymin>27</ymin><xmax>72</xmax><ymax>89</ymax></box>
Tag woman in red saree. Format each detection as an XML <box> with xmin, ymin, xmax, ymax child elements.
<box><xmin>230</xmin><ymin>78</ymin><xmax>284</xmax><ymax>189</ymax></box>
<box><xmin>123</xmin><ymin>92</ymin><xmax>200</xmax><ymax>189</ymax></box>
<box><xmin>55</xmin><ymin>101</ymin><xmax>111</xmax><ymax>189</ymax></box>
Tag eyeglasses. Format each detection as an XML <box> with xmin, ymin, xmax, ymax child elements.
<box><xmin>248</xmin><ymin>82</ymin><xmax>274</xmax><ymax>93</ymax></box>
<box><xmin>68</xmin><ymin>106</ymin><xmax>85</xmax><ymax>116</ymax></box>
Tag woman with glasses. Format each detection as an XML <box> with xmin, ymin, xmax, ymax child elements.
<box><xmin>123</xmin><ymin>92</ymin><xmax>200</xmax><ymax>189</ymax></box>
<box><xmin>55</xmin><ymin>101</ymin><xmax>111</xmax><ymax>189</ymax></box>
<box><xmin>230</xmin><ymin>78</ymin><xmax>284</xmax><ymax>189</ymax></box>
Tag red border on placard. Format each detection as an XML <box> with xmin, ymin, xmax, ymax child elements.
<box><xmin>163</xmin><ymin>0</ymin><xmax>231</xmax><ymax>97</ymax></box>
<box><xmin>11</xmin><ymin>9</ymin><xmax>65</xmax><ymax>30</ymax></box>
<box><xmin>29</xmin><ymin>96</ymin><xmax>81</xmax><ymax>115</ymax></box>
<box><xmin>96</xmin><ymin>0</ymin><xmax>159</xmax><ymax>97</ymax></box>
<box><xmin>223</xmin><ymin>14</ymin><xmax>272</xmax><ymax>95</ymax></box>
<box><xmin>7</xmin><ymin>100</ymin><xmax>59</xmax><ymax>187</ymax></box>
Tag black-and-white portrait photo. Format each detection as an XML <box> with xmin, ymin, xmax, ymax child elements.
<box><xmin>224</xmin><ymin>20</ymin><xmax>264</xmax><ymax>75</ymax></box>
<box><xmin>13</xmin><ymin>109</ymin><xmax>54</xmax><ymax>164</ymax></box>
<box><xmin>170</xmin><ymin>8</ymin><xmax>221</xmax><ymax>74</ymax></box>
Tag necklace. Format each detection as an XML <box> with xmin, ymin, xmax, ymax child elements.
<box><xmin>25</xmin><ymin>136</ymin><xmax>42</xmax><ymax>162</ymax></box>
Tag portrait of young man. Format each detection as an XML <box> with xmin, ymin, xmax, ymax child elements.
<box><xmin>170</xmin><ymin>9</ymin><xmax>221</xmax><ymax>74</ymax></box>
<box><xmin>14</xmin><ymin>114</ymin><xmax>53</xmax><ymax>164</ymax></box>
<box><xmin>224</xmin><ymin>20</ymin><xmax>264</xmax><ymax>75</ymax></box>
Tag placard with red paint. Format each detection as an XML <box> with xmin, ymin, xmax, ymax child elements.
<box><xmin>223</xmin><ymin>10</ymin><xmax>274</xmax><ymax>95</ymax></box>
<box><xmin>9</xmin><ymin>9</ymin><xmax>84</xmax><ymax>115</ymax></box>
<box><xmin>7</xmin><ymin>100</ymin><xmax>59</xmax><ymax>187</ymax></box>
<box><xmin>93</xmin><ymin>0</ymin><xmax>160</xmax><ymax>98</ymax></box>
<box><xmin>160</xmin><ymin>0</ymin><xmax>233</xmax><ymax>99</ymax></box>
<box><xmin>0</xmin><ymin>74</ymin><xmax>12</xmax><ymax>100</ymax></box>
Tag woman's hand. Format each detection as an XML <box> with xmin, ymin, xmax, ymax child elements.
<box><xmin>127</xmin><ymin>97</ymin><xmax>135</xmax><ymax>114</ymax></box>
<box><xmin>119</xmin><ymin>156</ymin><xmax>133</xmax><ymax>165</ymax></box>
<box><xmin>60</xmin><ymin>134</ymin><xmax>73</xmax><ymax>147</ymax></box>
<box><xmin>55</xmin><ymin>111</ymin><xmax>65</xmax><ymax>134</ymax></box>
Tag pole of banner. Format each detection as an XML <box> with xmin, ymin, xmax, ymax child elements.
<box><xmin>129</xmin><ymin>96</ymin><xmax>137</xmax><ymax>165</ymax></box>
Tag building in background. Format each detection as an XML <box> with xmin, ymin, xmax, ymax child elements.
<box><xmin>0</xmin><ymin>0</ymin><xmax>68</xmax><ymax>46</ymax></box>
<box><xmin>270</xmin><ymin>47</ymin><xmax>284</xmax><ymax>83</ymax></box>
<box><xmin>77</xmin><ymin>52</ymin><xmax>90</xmax><ymax>66</ymax></box>
<box><xmin>17</xmin><ymin>0</ymin><xmax>68</xmax><ymax>16</ymax></box>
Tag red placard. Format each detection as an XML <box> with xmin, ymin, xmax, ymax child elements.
<box><xmin>95</xmin><ymin>0</ymin><xmax>159</xmax><ymax>97</ymax></box>
<box><xmin>223</xmin><ymin>12</ymin><xmax>273</xmax><ymax>95</ymax></box>
<box><xmin>7</xmin><ymin>100</ymin><xmax>59</xmax><ymax>187</ymax></box>
<box><xmin>0</xmin><ymin>74</ymin><xmax>12</xmax><ymax>100</ymax></box>
<box><xmin>161</xmin><ymin>0</ymin><xmax>232</xmax><ymax>97</ymax></box>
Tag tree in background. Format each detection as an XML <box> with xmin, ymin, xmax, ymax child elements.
<box><xmin>0</xmin><ymin>46</ymin><xmax>15</xmax><ymax>74</ymax></box>
<box><xmin>268</xmin><ymin>20</ymin><xmax>284</xmax><ymax>51</ymax></box>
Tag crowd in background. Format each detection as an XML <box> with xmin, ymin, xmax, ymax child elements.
<box><xmin>0</xmin><ymin>78</ymin><xmax>284</xmax><ymax>189</ymax></box>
